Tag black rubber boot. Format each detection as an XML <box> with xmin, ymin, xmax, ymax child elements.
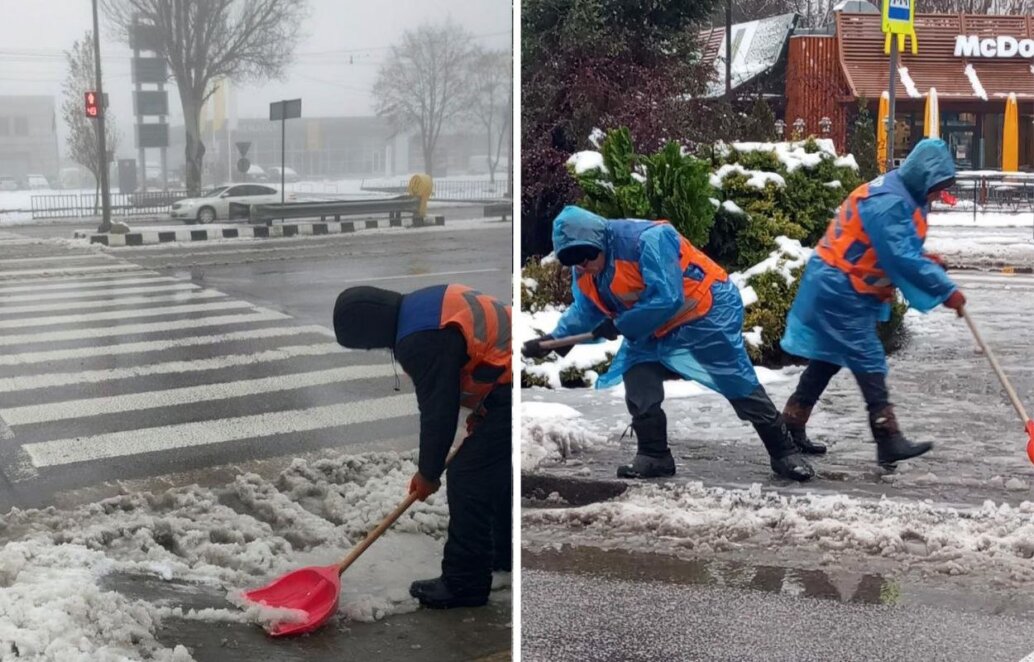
<box><xmin>616</xmin><ymin>410</ymin><xmax>676</xmax><ymax>479</ymax></box>
<box><xmin>782</xmin><ymin>396</ymin><xmax>827</xmax><ymax>455</ymax></box>
<box><xmin>755</xmin><ymin>420</ymin><xmax>815</xmax><ymax>482</ymax></box>
<box><xmin>870</xmin><ymin>406</ymin><xmax>932</xmax><ymax>466</ymax></box>
<box><xmin>409</xmin><ymin>577</ymin><xmax>489</xmax><ymax>609</ymax></box>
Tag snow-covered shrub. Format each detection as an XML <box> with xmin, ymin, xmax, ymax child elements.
<box><xmin>568</xmin><ymin>127</ymin><xmax>716</xmax><ymax>246</ymax></box>
<box><xmin>520</xmin><ymin>254</ymin><xmax>572</xmax><ymax>314</ymax></box>
<box><xmin>705</xmin><ymin>138</ymin><xmax>862</xmax><ymax>271</ymax></box>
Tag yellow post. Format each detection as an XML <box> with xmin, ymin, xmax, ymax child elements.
<box><xmin>877</xmin><ymin>92</ymin><xmax>889</xmax><ymax>174</ymax></box>
<box><xmin>924</xmin><ymin>88</ymin><xmax>939</xmax><ymax>138</ymax></box>
<box><xmin>408</xmin><ymin>173</ymin><xmax>433</xmax><ymax>219</ymax></box>
<box><xmin>1003</xmin><ymin>93</ymin><xmax>1019</xmax><ymax>172</ymax></box>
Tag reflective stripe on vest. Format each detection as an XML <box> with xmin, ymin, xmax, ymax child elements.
<box><xmin>577</xmin><ymin>222</ymin><xmax>728</xmax><ymax>338</ymax></box>
<box><xmin>439</xmin><ymin>284</ymin><xmax>512</xmax><ymax>411</ymax></box>
<box><xmin>815</xmin><ymin>183</ymin><xmax>928</xmax><ymax>301</ymax></box>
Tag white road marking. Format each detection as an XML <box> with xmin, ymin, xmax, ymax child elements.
<box><xmin>0</xmin><ymin>264</ymin><xmax>144</xmax><ymax>278</ymax></box>
<box><xmin>0</xmin><ymin>310</ymin><xmax>290</xmax><ymax>347</ymax></box>
<box><xmin>0</xmin><ymin>342</ymin><xmax>344</xmax><ymax>392</ymax></box>
<box><xmin>0</xmin><ymin>289</ymin><xmax>224</xmax><ymax>316</ymax></box>
<box><xmin>0</xmin><ymin>253</ymin><xmax>117</xmax><ymax>265</ymax></box>
<box><xmin>0</xmin><ymin>273</ymin><xmax>170</xmax><ymax>294</ymax></box>
<box><xmin>23</xmin><ymin>393</ymin><xmax>418</xmax><ymax>467</ymax></box>
<box><xmin>2</xmin><ymin>363</ymin><xmax>395</xmax><ymax>425</ymax></box>
<box><xmin>0</xmin><ymin>324</ymin><xmax>333</xmax><ymax>366</ymax></box>
<box><xmin>0</xmin><ymin>300</ymin><xmax>253</xmax><ymax>330</ymax></box>
<box><xmin>0</xmin><ymin>282</ymin><xmax>199</xmax><ymax>303</ymax></box>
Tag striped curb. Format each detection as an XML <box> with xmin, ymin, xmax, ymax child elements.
<box><xmin>74</xmin><ymin>215</ymin><xmax>446</xmax><ymax>247</ymax></box>
<box><xmin>950</xmin><ymin>264</ymin><xmax>1034</xmax><ymax>274</ymax></box>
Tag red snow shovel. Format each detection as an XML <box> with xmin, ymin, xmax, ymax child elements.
<box><xmin>961</xmin><ymin>308</ymin><xmax>1034</xmax><ymax>464</ymax></box>
<box><xmin>241</xmin><ymin>445</ymin><xmax>463</xmax><ymax>637</ymax></box>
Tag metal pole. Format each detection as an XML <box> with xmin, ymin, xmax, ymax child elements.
<box><xmin>725</xmin><ymin>0</ymin><xmax>732</xmax><ymax>99</ymax></box>
<box><xmin>886</xmin><ymin>36</ymin><xmax>899</xmax><ymax>172</ymax></box>
<box><xmin>281</xmin><ymin>114</ymin><xmax>286</xmax><ymax>206</ymax></box>
<box><xmin>92</xmin><ymin>0</ymin><xmax>112</xmax><ymax>232</ymax></box>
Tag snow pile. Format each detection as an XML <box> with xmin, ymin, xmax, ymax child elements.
<box><xmin>0</xmin><ymin>451</ymin><xmax>459</xmax><ymax>660</ymax></box>
<box><xmin>835</xmin><ymin>154</ymin><xmax>859</xmax><ymax>170</ymax></box>
<box><xmin>524</xmin><ymin>482</ymin><xmax>1034</xmax><ymax>582</ymax></box>
<box><xmin>523</xmin><ymin>277</ymin><xmax>539</xmax><ymax>292</ymax></box>
<box><xmin>519</xmin><ymin>305</ymin><xmax>621</xmax><ymax>389</ymax></box>
<box><xmin>567</xmin><ymin>151</ymin><xmax>607</xmax><ymax>175</ymax></box>
<box><xmin>824</xmin><ymin>180</ymin><xmax>842</xmax><ymax>189</ymax></box>
<box><xmin>898</xmin><ymin>67</ymin><xmax>922</xmax><ymax>98</ymax></box>
<box><xmin>965</xmin><ymin>64</ymin><xmax>988</xmax><ymax>101</ymax></box>
<box><xmin>588</xmin><ymin>128</ymin><xmax>606</xmax><ymax>148</ymax></box>
<box><xmin>521</xmin><ymin>402</ymin><xmax>608</xmax><ymax>471</ymax></box>
<box><xmin>730</xmin><ymin>236</ymin><xmax>812</xmax><ymax>290</ymax></box>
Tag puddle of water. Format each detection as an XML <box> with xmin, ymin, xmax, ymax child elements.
<box><xmin>522</xmin><ymin>544</ymin><xmax>1034</xmax><ymax>620</ymax></box>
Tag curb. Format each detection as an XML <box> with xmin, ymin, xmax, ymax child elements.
<box><xmin>521</xmin><ymin>472</ymin><xmax>629</xmax><ymax>507</ymax></box>
<box><xmin>75</xmin><ymin>215</ymin><xmax>446</xmax><ymax>247</ymax></box>
<box><xmin>950</xmin><ymin>264</ymin><xmax>1034</xmax><ymax>274</ymax></box>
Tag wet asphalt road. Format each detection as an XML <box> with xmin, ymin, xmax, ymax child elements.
<box><xmin>521</xmin><ymin>562</ymin><xmax>1034</xmax><ymax>662</ymax></box>
<box><xmin>0</xmin><ymin>216</ymin><xmax>510</xmax><ymax>510</ymax></box>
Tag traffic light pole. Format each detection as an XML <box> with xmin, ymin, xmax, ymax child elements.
<box><xmin>92</xmin><ymin>0</ymin><xmax>112</xmax><ymax>232</ymax></box>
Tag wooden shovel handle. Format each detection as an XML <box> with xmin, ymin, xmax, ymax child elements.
<box><xmin>538</xmin><ymin>332</ymin><xmax>594</xmax><ymax>350</ymax></box>
<box><xmin>336</xmin><ymin>442</ymin><xmax>464</xmax><ymax>575</ymax></box>
<box><xmin>961</xmin><ymin>307</ymin><xmax>1031</xmax><ymax>424</ymax></box>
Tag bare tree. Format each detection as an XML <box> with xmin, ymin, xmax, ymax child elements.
<box><xmin>62</xmin><ymin>31</ymin><xmax>120</xmax><ymax>211</ymax></box>
<box><xmin>467</xmin><ymin>50</ymin><xmax>511</xmax><ymax>184</ymax></box>
<box><xmin>103</xmin><ymin>0</ymin><xmax>308</xmax><ymax>195</ymax></box>
<box><xmin>373</xmin><ymin>21</ymin><xmax>476</xmax><ymax>177</ymax></box>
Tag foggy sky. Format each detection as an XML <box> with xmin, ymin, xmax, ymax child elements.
<box><xmin>0</xmin><ymin>0</ymin><xmax>512</xmax><ymax>160</ymax></box>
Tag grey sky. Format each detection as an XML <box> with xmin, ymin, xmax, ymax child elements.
<box><xmin>0</xmin><ymin>0</ymin><xmax>511</xmax><ymax>158</ymax></box>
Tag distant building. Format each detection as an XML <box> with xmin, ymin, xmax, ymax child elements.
<box><xmin>0</xmin><ymin>96</ymin><xmax>60</xmax><ymax>184</ymax></box>
<box><xmin>162</xmin><ymin>115</ymin><xmax>493</xmax><ymax>185</ymax></box>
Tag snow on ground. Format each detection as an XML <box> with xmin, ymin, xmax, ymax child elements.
<box><xmin>523</xmin><ymin>481</ymin><xmax>1034</xmax><ymax>584</ymax></box>
<box><xmin>521</xmin><ymin>402</ymin><xmax>609</xmax><ymax>471</ymax></box>
<box><xmin>0</xmin><ymin>451</ymin><xmax>461</xmax><ymax>661</ymax></box>
<box><xmin>929</xmin><ymin>210</ymin><xmax>1034</xmax><ymax>228</ymax></box>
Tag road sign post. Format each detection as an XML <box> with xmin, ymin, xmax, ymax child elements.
<box><xmin>882</xmin><ymin>0</ymin><xmax>917</xmax><ymax>172</ymax></box>
<box><xmin>269</xmin><ymin>99</ymin><xmax>301</xmax><ymax>207</ymax></box>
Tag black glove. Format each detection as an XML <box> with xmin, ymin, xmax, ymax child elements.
<box><xmin>522</xmin><ymin>335</ymin><xmax>554</xmax><ymax>359</ymax></box>
<box><xmin>592</xmin><ymin>319</ymin><xmax>620</xmax><ymax>340</ymax></box>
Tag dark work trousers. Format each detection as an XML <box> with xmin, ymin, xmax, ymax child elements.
<box><xmin>623</xmin><ymin>362</ymin><xmax>790</xmax><ymax>456</ymax></box>
<box><xmin>442</xmin><ymin>385</ymin><xmax>512</xmax><ymax>596</ymax></box>
<box><xmin>791</xmin><ymin>360</ymin><xmax>890</xmax><ymax>413</ymax></box>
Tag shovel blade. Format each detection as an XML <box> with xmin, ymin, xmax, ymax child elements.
<box><xmin>241</xmin><ymin>564</ymin><xmax>341</xmax><ymax>637</ymax></box>
<box><xmin>1026</xmin><ymin>421</ymin><xmax>1034</xmax><ymax>465</ymax></box>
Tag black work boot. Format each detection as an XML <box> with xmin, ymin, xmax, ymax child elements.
<box><xmin>616</xmin><ymin>410</ymin><xmax>676</xmax><ymax>479</ymax></box>
<box><xmin>870</xmin><ymin>406</ymin><xmax>932</xmax><ymax>467</ymax></box>
<box><xmin>782</xmin><ymin>396</ymin><xmax>827</xmax><ymax>455</ymax></box>
<box><xmin>756</xmin><ymin>420</ymin><xmax>815</xmax><ymax>482</ymax></box>
<box><xmin>409</xmin><ymin>577</ymin><xmax>489</xmax><ymax>609</ymax></box>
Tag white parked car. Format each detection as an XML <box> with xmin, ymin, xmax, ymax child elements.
<box><xmin>169</xmin><ymin>184</ymin><xmax>291</xmax><ymax>224</ymax></box>
<box><xmin>26</xmin><ymin>174</ymin><xmax>50</xmax><ymax>190</ymax></box>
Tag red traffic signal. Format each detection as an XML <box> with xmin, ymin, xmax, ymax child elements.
<box><xmin>85</xmin><ymin>91</ymin><xmax>99</xmax><ymax>118</ymax></box>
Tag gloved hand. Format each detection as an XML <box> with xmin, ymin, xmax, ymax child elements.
<box><xmin>592</xmin><ymin>318</ymin><xmax>620</xmax><ymax>340</ymax></box>
<box><xmin>522</xmin><ymin>335</ymin><xmax>554</xmax><ymax>359</ymax></box>
<box><xmin>925</xmin><ymin>252</ymin><xmax>948</xmax><ymax>271</ymax></box>
<box><xmin>944</xmin><ymin>289</ymin><xmax>966</xmax><ymax>316</ymax></box>
<box><xmin>408</xmin><ymin>472</ymin><xmax>440</xmax><ymax>502</ymax></box>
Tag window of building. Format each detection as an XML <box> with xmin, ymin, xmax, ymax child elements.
<box><xmin>14</xmin><ymin>117</ymin><xmax>28</xmax><ymax>136</ymax></box>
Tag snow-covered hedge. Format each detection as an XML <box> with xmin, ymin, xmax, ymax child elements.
<box><xmin>705</xmin><ymin>138</ymin><xmax>862</xmax><ymax>271</ymax></box>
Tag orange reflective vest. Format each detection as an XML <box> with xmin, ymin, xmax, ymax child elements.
<box><xmin>577</xmin><ymin>220</ymin><xmax>728</xmax><ymax>337</ymax></box>
<box><xmin>438</xmin><ymin>285</ymin><xmax>512</xmax><ymax>411</ymax></box>
<box><xmin>815</xmin><ymin>182</ymin><xmax>928</xmax><ymax>301</ymax></box>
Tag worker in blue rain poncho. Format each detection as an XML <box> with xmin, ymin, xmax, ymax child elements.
<box><xmin>523</xmin><ymin>205</ymin><xmax>815</xmax><ymax>481</ymax></box>
<box><xmin>780</xmin><ymin>138</ymin><xmax>966</xmax><ymax>466</ymax></box>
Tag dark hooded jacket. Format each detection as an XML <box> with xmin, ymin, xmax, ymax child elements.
<box><xmin>333</xmin><ymin>285</ymin><xmax>469</xmax><ymax>481</ymax></box>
